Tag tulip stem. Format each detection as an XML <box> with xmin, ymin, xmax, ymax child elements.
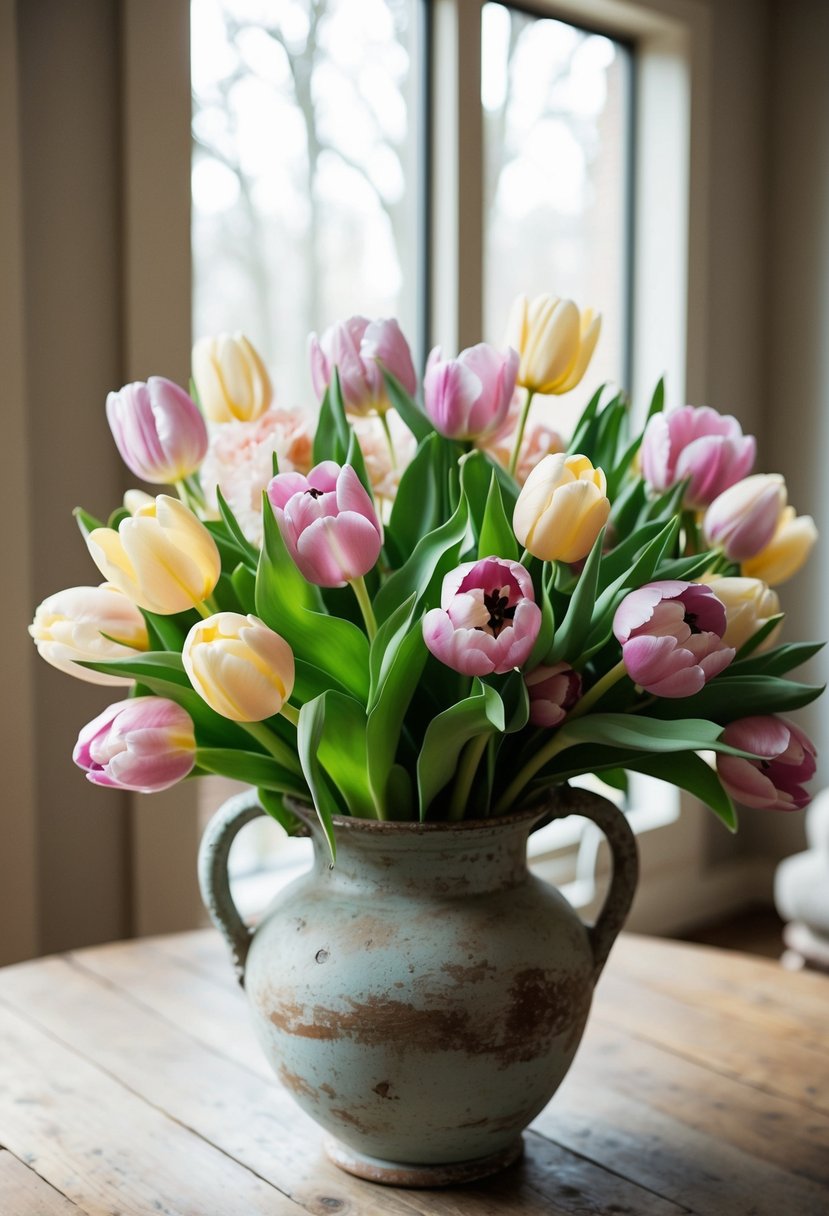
<box><xmin>242</xmin><ymin>721</ymin><xmax>302</xmax><ymax>776</ymax></box>
<box><xmin>565</xmin><ymin>660</ymin><xmax>628</xmax><ymax>721</ymax></box>
<box><xmin>448</xmin><ymin>732</ymin><xmax>490</xmax><ymax>821</ymax></box>
<box><xmin>493</xmin><ymin>731</ymin><xmax>574</xmax><ymax>815</ymax></box>
<box><xmin>350</xmin><ymin>576</ymin><xmax>378</xmax><ymax>641</ymax></box>
<box><xmin>194</xmin><ymin>600</ymin><xmax>213</xmax><ymax>620</ymax></box>
<box><xmin>280</xmin><ymin>701</ymin><xmax>300</xmax><ymax>728</ymax></box>
<box><xmin>508</xmin><ymin>390</ymin><xmax>534</xmax><ymax>479</ymax></box>
<box><xmin>379</xmin><ymin>411</ymin><xmax>397</xmax><ymax>469</ymax></box>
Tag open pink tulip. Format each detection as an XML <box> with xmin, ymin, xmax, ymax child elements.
<box><xmin>423</xmin><ymin>557</ymin><xmax>542</xmax><ymax>676</ymax></box>
<box><xmin>703</xmin><ymin>474</ymin><xmax>786</xmax><ymax>561</ymax></box>
<box><xmin>106</xmin><ymin>377</ymin><xmax>208</xmax><ymax>484</ymax></box>
<box><xmin>423</xmin><ymin>344</ymin><xmax>518</xmax><ymax>440</ymax></box>
<box><xmin>526</xmin><ymin>662</ymin><xmax>582</xmax><ymax>727</ymax></box>
<box><xmin>267</xmin><ymin>461</ymin><xmax>383</xmax><ymax>587</ymax></box>
<box><xmin>717</xmin><ymin>716</ymin><xmax>816</xmax><ymax>811</ymax></box>
<box><xmin>613</xmin><ymin>581</ymin><xmax>735</xmax><ymax>698</ymax></box>
<box><xmin>640</xmin><ymin>405</ymin><xmax>755</xmax><ymax>509</ymax></box>
<box><xmin>309</xmin><ymin>316</ymin><xmax>416</xmax><ymax>416</ymax></box>
<box><xmin>73</xmin><ymin>697</ymin><xmax>196</xmax><ymax>792</ymax></box>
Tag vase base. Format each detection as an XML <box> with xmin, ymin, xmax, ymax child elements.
<box><xmin>324</xmin><ymin>1135</ymin><xmax>524</xmax><ymax>1188</ymax></box>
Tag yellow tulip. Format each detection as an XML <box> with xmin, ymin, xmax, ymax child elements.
<box><xmin>513</xmin><ymin>452</ymin><xmax>610</xmax><ymax>563</ymax></box>
<box><xmin>86</xmin><ymin>495</ymin><xmax>221</xmax><ymax>615</ymax></box>
<box><xmin>703</xmin><ymin>576</ymin><xmax>781</xmax><ymax>652</ymax></box>
<box><xmin>742</xmin><ymin>507</ymin><xmax>818</xmax><ymax>586</ymax></box>
<box><xmin>29</xmin><ymin>583</ymin><xmax>149</xmax><ymax>685</ymax></box>
<box><xmin>183</xmin><ymin>612</ymin><xmax>295</xmax><ymax>722</ymax></box>
<box><xmin>192</xmin><ymin>332</ymin><xmax>273</xmax><ymax>423</ymax></box>
<box><xmin>505</xmin><ymin>294</ymin><xmax>601</xmax><ymax>395</ymax></box>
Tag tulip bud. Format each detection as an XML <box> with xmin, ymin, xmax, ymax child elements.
<box><xmin>309</xmin><ymin>315</ymin><xmax>416</xmax><ymax>416</ymax></box>
<box><xmin>123</xmin><ymin>489</ymin><xmax>155</xmax><ymax>515</ymax></box>
<box><xmin>513</xmin><ymin>452</ymin><xmax>610</xmax><ymax>563</ymax></box>
<box><xmin>613</xmin><ymin>580</ymin><xmax>734</xmax><ymax>697</ymax></box>
<box><xmin>742</xmin><ymin>507</ymin><xmax>818</xmax><ymax>586</ymax></box>
<box><xmin>703</xmin><ymin>474</ymin><xmax>786</xmax><ymax>561</ymax></box>
<box><xmin>73</xmin><ymin>697</ymin><xmax>196</xmax><ymax>792</ymax></box>
<box><xmin>526</xmin><ymin>662</ymin><xmax>582</xmax><ymax>727</ymax></box>
<box><xmin>640</xmin><ymin>405</ymin><xmax>755</xmax><ymax>509</ymax></box>
<box><xmin>106</xmin><ymin>378</ymin><xmax>208</xmax><ymax>484</ymax></box>
<box><xmin>267</xmin><ymin>461</ymin><xmax>383</xmax><ymax>588</ymax></box>
<box><xmin>183</xmin><ymin>612</ymin><xmax>295</xmax><ymax>722</ymax></box>
<box><xmin>423</xmin><ymin>557</ymin><xmax>542</xmax><ymax>676</ymax></box>
<box><xmin>86</xmin><ymin>494</ymin><xmax>221</xmax><ymax>615</ymax></box>
<box><xmin>29</xmin><ymin>584</ymin><xmax>150</xmax><ymax>686</ymax></box>
<box><xmin>192</xmin><ymin>333</ymin><xmax>273</xmax><ymax>423</ymax></box>
<box><xmin>505</xmin><ymin>294</ymin><xmax>601</xmax><ymax>395</ymax></box>
<box><xmin>423</xmin><ymin>344</ymin><xmax>518</xmax><ymax>440</ymax></box>
<box><xmin>717</xmin><ymin>716</ymin><xmax>816</xmax><ymax>811</ymax></box>
<box><xmin>702</xmin><ymin>576</ymin><xmax>781</xmax><ymax>652</ymax></box>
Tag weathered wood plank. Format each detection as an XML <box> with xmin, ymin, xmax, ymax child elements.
<box><xmin>0</xmin><ymin>1002</ymin><xmax>299</xmax><ymax>1216</ymax></box>
<box><xmin>0</xmin><ymin>1151</ymin><xmax>82</xmax><ymax>1215</ymax></box>
<box><xmin>0</xmin><ymin>955</ymin><xmax>687</xmax><ymax>1216</ymax></box>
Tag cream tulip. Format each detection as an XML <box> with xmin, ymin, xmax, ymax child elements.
<box><xmin>29</xmin><ymin>584</ymin><xmax>149</xmax><ymax>685</ymax></box>
<box><xmin>513</xmin><ymin>453</ymin><xmax>610</xmax><ymax>563</ymax></box>
<box><xmin>192</xmin><ymin>333</ymin><xmax>273</xmax><ymax>423</ymax></box>
<box><xmin>183</xmin><ymin>612</ymin><xmax>295</xmax><ymax>722</ymax></box>
<box><xmin>742</xmin><ymin>507</ymin><xmax>818</xmax><ymax>586</ymax></box>
<box><xmin>86</xmin><ymin>495</ymin><xmax>221</xmax><ymax>615</ymax></box>
<box><xmin>702</xmin><ymin>576</ymin><xmax>781</xmax><ymax>652</ymax></box>
<box><xmin>505</xmin><ymin>294</ymin><xmax>601</xmax><ymax>395</ymax></box>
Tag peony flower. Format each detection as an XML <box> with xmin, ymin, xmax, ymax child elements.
<box><xmin>640</xmin><ymin>405</ymin><xmax>755</xmax><ymax>509</ymax></box>
<box><xmin>192</xmin><ymin>333</ymin><xmax>273</xmax><ymax>423</ymax></box>
<box><xmin>423</xmin><ymin>557</ymin><xmax>542</xmax><ymax>676</ymax></box>
<box><xmin>73</xmin><ymin>697</ymin><xmax>196</xmax><ymax>792</ymax></box>
<box><xmin>526</xmin><ymin>662</ymin><xmax>582</xmax><ymax>727</ymax></box>
<box><xmin>702</xmin><ymin>576</ymin><xmax>781</xmax><ymax>652</ymax></box>
<box><xmin>200</xmin><ymin>405</ymin><xmax>313</xmax><ymax>545</ymax></box>
<box><xmin>703</xmin><ymin>474</ymin><xmax>787</xmax><ymax>561</ymax></box>
<box><xmin>106</xmin><ymin>377</ymin><xmax>208</xmax><ymax>484</ymax></box>
<box><xmin>613</xmin><ymin>580</ymin><xmax>735</xmax><ymax>697</ymax></box>
<box><xmin>267</xmin><ymin>461</ymin><xmax>383</xmax><ymax>588</ymax></box>
<box><xmin>309</xmin><ymin>316</ymin><xmax>416</xmax><ymax>417</ymax></box>
<box><xmin>717</xmin><ymin>716</ymin><xmax>817</xmax><ymax>811</ymax></box>
<box><xmin>742</xmin><ymin>507</ymin><xmax>818</xmax><ymax>587</ymax></box>
<box><xmin>513</xmin><ymin>453</ymin><xmax>610</xmax><ymax>563</ymax></box>
<box><xmin>29</xmin><ymin>584</ymin><xmax>149</xmax><ymax>686</ymax></box>
<box><xmin>183</xmin><ymin>613</ymin><xmax>295</xmax><ymax>723</ymax></box>
<box><xmin>505</xmin><ymin>294</ymin><xmax>601</xmax><ymax>395</ymax></box>
<box><xmin>423</xmin><ymin>344</ymin><xmax>518</xmax><ymax>440</ymax></box>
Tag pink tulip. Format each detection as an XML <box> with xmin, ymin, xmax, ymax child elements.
<box><xmin>309</xmin><ymin>316</ymin><xmax>416</xmax><ymax>416</ymax></box>
<box><xmin>267</xmin><ymin>461</ymin><xmax>383</xmax><ymax>587</ymax></box>
<box><xmin>717</xmin><ymin>716</ymin><xmax>816</xmax><ymax>811</ymax></box>
<box><xmin>526</xmin><ymin>662</ymin><xmax>582</xmax><ymax>727</ymax></box>
<box><xmin>73</xmin><ymin>697</ymin><xmax>196</xmax><ymax>792</ymax></box>
<box><xmin>423</xmin><ymin>557</ymin><xmax>542</xmax><ymax>676</ymax></box>
<box><xmin>423</xmin><ymin>344</ymin><xmax>518</xmax><ymax>440</ymax></box>
<box><xmin>640</xmin><ymin>406</ymin><xmax>755</xmax><ymax>508</ymax></box>
<box><xmin>703</xmin><ymin>474</ymin><xmax>786</xmax><ymax>561</ymax></box>
<box><xmin>613</xmin><ymin>580</ymin><xmax>735</xmax><ymax>698</ymax></box>
<box><xmin>106</xmin><ymin>378</ymin><xmax>208</xmax><ymax>484</ymax></box>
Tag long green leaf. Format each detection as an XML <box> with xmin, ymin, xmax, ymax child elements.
<box><xmin>297</xmin><ymin>696</ymin><xmax>341</xmax><ymax>860</ymax></box>
<box><xmin>623</xmin><ymin>750</ymin><xmax>738</xmax><ymax>832</ymax></box>
<box><xmin>195</xmin><ymin>748</ymin><xmax>307</xmax><ymax>797</ymax></box>
<box><xmin>367</xmin><ymin>608</ymin><xmax>428</xmax><ymax>815</ymax></box>
<box><xmin>730</xmin><ymin>640</ymin><xmax>823</xmax><ymax>678</ymax></box>
<box><xmin>374</xmin><ymin>494</ymin><xmax>469</xmax><ymax>625</ymax></box>
<box><xmin>478</xmin><ymin>470</ymin><xmax>519</xmax><ymax>561</ymax></box>
<box><xmin>417</xmin><ymin>681</ymin><xmax>504</xmax><ymax>818</ymax></box>
<box><xmin>548</xmin><ymin>527</ymin><xmax>605</xmax><ymax>663</ymax></box>
<box><xmin>215</xmin><ymin>485</ymin><xmax>259</xmax><ymax>567</ymax></box>
<box><xmin>313</xmin><ymin>690</ymin><xmax>375</xmax><ymax>819</ymax></box>
<box><xmin>647</xmin><ymin>676</ymin><xmax>825</xmax><ymax>723</ymax></box>
<box><xmin>382</xmin><ymin>369</ymin><xmax>433</xmax><ymax>443</ymax></box>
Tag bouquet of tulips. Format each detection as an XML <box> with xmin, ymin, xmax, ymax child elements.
<box><xmin>29</xmin><ymin>297</ymin><xmax>822</xmax><ymax>856</ymax></box>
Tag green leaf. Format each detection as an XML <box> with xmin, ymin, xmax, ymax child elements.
<box><xmin>388</xmin><ymin>433</ymin><xmax>446</xmax><ymax>556</ymax></box>
<box><xmin>382</xmin><ymin>368</ymin><xmax>433</xmax><ymax>443</ymax></box>
<box><xmin>732</xmin><ymin>616</ymin><xmax>786</xmax><ymax>662</ymax></box>
<box><xmin>367</xmin><ymin>606</ymin><xmax>428</xmax><ymax>815</ymax></box>
<box><xmin>311</xmin><ymin>690</ymin><xmax>375</xmax><ymax>820</ymax></box>
<box><xmin>731</xmin><ymin>640</ymin><xmax>823</xmax><ymax>678</ymax></box>
<box><xmin>548</xmin><ymin>527</ymin><xmax>605</xmax><ymax>663</ymax></box>
<box><xmin>74</xmin><ymin>506</ymin><xmax>105</xmax><ymax>538</ymax></box>
<box><xmin>559</xmin><ymin>713</ymin><xmax>732</xmax><ymax>754</ymax></box>
<box><xmin>646</xmin><ymin>376</ymin><xmax>665</xmax><ymax>420</ymax></box>
<box><xmin>216</xmin><ymin>486</ymin><xmax>259</xmax><ymax>568</ymax></box>
<box><xmin>313</xmin><ymin>371</ymin><xmax>351</xmax><ymax>465</ymax></box>
<box><xmin>527</xmin><ymin>571</ymin><xmax>555</xmax><ymax>670</ymax></box>
<box><xmin>257</xmin><ymin>786</ymin><xmax>307</xmax><ymax>835</ymax></box>
<box><xmin>141</xmin><ymin>610</ymin><xmax>188</xmax><ymax>651</ymax></box>
<box><xmin>230</xmin><ymin>563</ymin><xmax>257</xmax><ymax>614</ymax></box>
<box><xmin>647</xmin><ymin>676</ymin><xmax>825</xmax><ymax>723</ymax></box>
<box><xmin>567</xmin><ymin>384</ymin><xmax>607</xmax><ymax>454</ymax></box>
<box><xmin>346</xmin><ymin>427</ymin><xmax>374</xmax><ymax>501</ymax></box>
<box><xmin>297</xmin><ymin>696</ymin><xmax>341</xmax><ymax>860</ymax></box>
<box><xmin>368</xmin><ymin>593</ymin><xmax>418</xmax><ymax>707</ymax></box>
<box><xmin>644</xmin><ymin>477</ymin><xmax>687</xmax><ymax>524</ymax></box>
<box><xmin>478</xmin><ymin>471</ymin><xmax>519</xmax><ymax>562</ymax></box>
<box><xmin>460</xmin><ymin>450</ymin><xmax>496</xmax><ymax>546</ymax></box>
<box><xmin>655</xmin><ymin>551</ymin><xmax>720</xmax><ymax>582</ymax></box>
<box><xmin>374</xmin><ymin>494</ymin><xmax>469</xmax><ymax>625</ymax></box>
<box><xmin>417</xmin><ymin>680</ymin><xmax>504</xmax><ymax>818</ymax></box>
<box><xmin>624</xmin><ymin>751</ymin><xmax>737</xmax><ymax>832</ymax></box>
<box><xmin>195</xmin><ymin>748</ymin><xmax>307</xmax><ymax>797</ymax></box>
<box><xmin>586</xmin><ymin>516</ymin><xmax>680</xmax><ymax>647</ymax></box>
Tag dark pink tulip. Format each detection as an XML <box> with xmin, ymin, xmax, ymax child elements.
<box><xmin>613</xmin><ymin>580</ymin><xmax>734</xmax><ymax>698</ymax></box>
<box><xmin>309</xmin><ymin>316</ymin><xmax>416</xmax><ymax>416</ymax></box>
<box><xmin>526</xmin><ymin>662</ymin><xmax>582</xmax><ymax>727</ymax></box>
<box><xmin>267</xmin><ymin>461</ymin><xmax>383</xmax><ymax>588</ymax></box>
<box><xmin>106</xmin><ymin>377</ymin><xmax>208</xmax><ymax>484</ymax></box>
<box><xmin>717</xmin><ymin>716</ymin><xmax>816</xmax><ymax>810</ymax></box>
<box><xmin>423</xmin><ymin>557</ymin><xmax>542</xmax><ymax>676</ymax></box>
<box><xmin>423</xmin><ymin>344</ymin><xmax>518</xmax><ymax>440</ymax></box>
<box><xmin>73</xmin><ymin>697</ymin><xmax>196</xmax><ymax>792</ymax></box>
<box><xmin>641</xmin><ymin>405</ymin><xmax>755</xmax><ymax>509</ymax></box>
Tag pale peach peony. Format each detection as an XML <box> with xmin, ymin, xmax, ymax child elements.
<box><xmin>200</xmin><ymin>406</ymin><xmax>313</xmax><ymax>545</ymax></box>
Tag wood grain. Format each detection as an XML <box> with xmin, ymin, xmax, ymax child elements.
<box><xmin>0</xmin><ymin>1152</ymin><xmax>81</xmax><ymax>1214</ymax></box>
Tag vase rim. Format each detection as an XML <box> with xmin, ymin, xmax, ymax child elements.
<box><xmin>285</xmin><ymin>800</ymin><xmax>555</xmax><ymax>835</ymax></box>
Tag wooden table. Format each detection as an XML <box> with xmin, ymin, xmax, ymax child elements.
<box><xmin>0</xmin><ymin>931</ymin><xmax>827</xmax><ymax>1216</ymax></box>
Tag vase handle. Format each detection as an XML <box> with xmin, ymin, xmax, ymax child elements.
<box><xmin>549</xmin><ymin>786</ymin><xmax>639</xmax><ymax>979</ymax></box>
<box><xmin>198</xmin><ymin>789</ymin><xmax>267</xmax><ymax>985</ymax></box>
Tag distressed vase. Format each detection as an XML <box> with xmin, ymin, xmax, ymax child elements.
<box><xmin>199</xmin><ymin>785</ymin><xmax>638</xmax><ymax>1187</ymax></box>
